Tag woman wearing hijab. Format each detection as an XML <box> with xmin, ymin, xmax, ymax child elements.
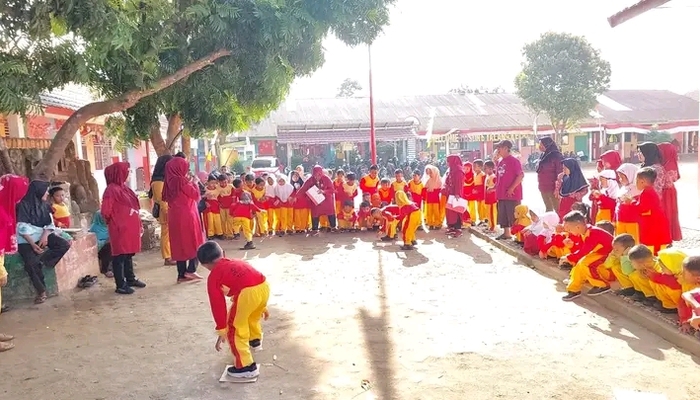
<box><xmin>16</xmin><ymin>180</ymin><xmax>71</xmax><ymax>304</ymax></box>
<box><xmin>657</xmin><ymin>142</ymin><xmax>682</xmax><ymax>241</ymax></box>
<box><xmin>163</xmin><ymin>157</ymin><xmax>205</xmax><ymax>283</ymax></box>
<box><xmin>637</xmin><ymin>142</ymin><xmax>665</xmax><ymax>198</ymax></box>
<box><xmin>535</xmin><ymin>137</ymin><xmax>563</xmax><ymax>212</ymax></box>
<box><xmin>150</xmin><ymin>154</ymin><xmax>175</xmax><ymax>265</ymax></box>
<box><xmin>443</xmin><ymin>154</ymin><xmax>465</xmax><ymax>237</ymax></box>
<box><xmin>101</xmin><ymin>162</ymin><xmax>146</xmax><ymax>294</ymax></box>
<box><xmin>89</xmin><ymin>211</ymin><xmax>113</xmax><ymax>278</ymax></box>
<box><xmin>555</xmin><ymin>158</ymin><xmax>589</xmax><ymax>219</ymax></box>
<box><xmin>0</xmin><ymin>175</ymin><xmax>29</xmax><ymax>351</ymax></box>
<box><xmin>290</xmin><ymin>165</ymin><xmax>336</xmax><ymax>234</ymax></box>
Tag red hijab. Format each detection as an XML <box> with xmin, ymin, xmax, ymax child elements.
<box><xmin>103</xmin><ymin>162</ymin><xmax>139</xmax><ymax>208</ymax></box>
<box><xmin>658</xmin><ymin>142</ymin><xmax>680</xmax><ymax>181</ymax></box>
<box><xmin>599</xmin><ymin>150</ymin><xmax>622</xmax><ymax>171</ymax></box>
<box><xmin>463</xmin><ymin>161</ymin><xmax>475</xmax><ymax>184</ymax></box>
<box><xmin>162</xmin><ymin>157</ymin><xmax>190</xmax><ymax>202</ymax></box>
<box><xmin>0</xmin><ymin>174</ymin><xmax>30</xmax><ymax>254</ymax></box>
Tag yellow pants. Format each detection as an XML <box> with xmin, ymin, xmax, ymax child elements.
<box><xmin>265</xmin><ymin>209</ymin><xmax>276</xmax><ymax>233</ymax></box>
<box><xmin>425</xmin><ymin>202</ymin><xmax>441</xmax><ymax>227</ymax></box>
<box><xmin>0</xmin><ymin>255</ymin><xmax>5</xmax><ymax>312</ymax></box>
<box><xmin>335</xmin><ymin>201</ymin><xmax>342</xmax><ymax>215</ymax></box>
<box><xmin>338</xmin><ymin>219</ymin><xmax>355</xmax><ymax>230</ymax></box>
<box><xmin>477</xmin><ymin>200</ymin><xmax>487</xmax><ymax>223</ymax></box>
<box><xmin>320</xmin><ymin>215</ymin><xmax>330</xmax><ymax>228</ymax></box>
<box><xmin>646</xmin><ymin>244</ymin><xmax>668</xmax><ymax>256</ymax></box>
<box><xmin>254</xmin><ymin>212</ymin><xmax>268</xmax><ymax>235</ymax></box>
<box><xmin>293</xmin><ymin>208</ymin><xmax>309</xmax><ymax>231</ymax></box>
<box><xmin>628</xmin><ymin>271</ymin><xmax>655</xmax><ymax>297</ymax></box>
<box><xmin>385</xmin><ymin>219</ymin><xmax>399</xmax><ymax>238</ymax></box>
<box><xmin>275</xmin><ymin>207</ymin><xmax>293</xmax><ymax>231</ymax></box>
<box><xmin>402</xmin><ymin>211</ymin><xmax>421</xmax><ymax>245</ymax></box>
<box><xmin>207</xmin><ymin>212</ymin><xmax>224</xmax><ymax>237</ymax></box>
<box><xmin>649</xmin><ymin>281</ymin><xmax>681</xmax><ymax>309</ymax></box>
<box><xmin>468</xmin><ymin>200</ymin><xmax>478</xmax><ymax>222</ymax></box>
<box><xmin>232</xmin><ymin>217</ymin><xmax>253</xmax><ymax>242</ymax></box>
<box><xmin>226</xmin><ymin>281</ymin><xmax>270</xmax><ymax>369</ymax></box>
<box><xmin>609</xmin><ymin>255</ymin><xmax>634</xmax><ymax>290</ymax></box>
<box><xmin>616</xmin><ymin>222</ymin><xmax>639</xmax><ymax>244</ymax></box>
<box><xmin>566</xmin><ymin>252</ymin><xmax>611</xmax><ymax>292</ymax></box>
<box><xmin>485</xmin><ymin>203</ymin><xmax>497</xmax><ymax>230</ymax></box>
<box><xmin>220</xmin><ymin>209</ymin><xmax>234</xmax><ymax>237</ymax></box>
<box><xmin>595</xmin><ymin>209</ymin><xmax>613</xmax><ymax>223</ymax></box>
<box><xmin>160</xmin><ymin>221</ymin><xmax>171</xmax><ymax>260</ymax></box>
<box><xmin>439</xmin><ymin>196</ymin><xmax>447</xmax><ymax>225</ymax></box>
<box><xmin>548</xmin><ymin>245</ymin><xmax>569</xmax><ymax>259</ymax></box>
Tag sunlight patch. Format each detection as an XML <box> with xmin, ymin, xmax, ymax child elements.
<box><xmin>613</xmin><ymin>389</ymin><xmax>667</xmax><ymax>400</ymax></box>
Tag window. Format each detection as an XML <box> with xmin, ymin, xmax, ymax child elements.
<box><xmin>251</xmin><ymin>158</ymin><xmax>275</xmax><ymax>168</ymax></box>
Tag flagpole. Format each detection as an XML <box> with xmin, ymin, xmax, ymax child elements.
<box><xmin>368</xmin><ymin>45</ymin><xmax>377</xmax><ymax>164</ymax></box>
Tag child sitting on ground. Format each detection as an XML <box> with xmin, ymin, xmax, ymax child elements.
<box><xmin>628</xmin><ymin>245</ymin><xmax>686</xmax><ymax>313</ymax></box>
<box><xmin>560</xmin><ymin>211</ymin><xmax>615</xmax><ymax>302</ymax></box>
<box><xmin>198</xmin><ymin>241</ymin><xmax>269</xmax><ymax>380</ymax></box>
<box><xmin>510</xmin><ymin>204</ymin><xmax>532</xmax><ymax>243</ymax></box>
<box><xmin>357</xmin><ymin>201</ymin><xmax>373</xmax><ymax>230</ymax></box>
<box><xmin>532</xmin><ymin>211</ymin><xmax>564</xmax><ymax>259</ymax></box>
<box><xmin>521</xmin><ymin>208</ymin><xmax>542</xmax><ymax>256</ymax></box>
<box><xmin>337</xmin><ymin>200</ymin><xmax>358</xmax><ymax>232</ymax></box>
<box><xmin>677</xmin><ymin>256</ymin><xmax>700</xmax><ymax>333</ymax></box>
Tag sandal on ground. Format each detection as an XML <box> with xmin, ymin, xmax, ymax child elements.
<box><xmin>495</xmin><ymin>234</ymin><xmax>509</xmax><ymax>240</ymax></box>
<box><xmin>104</xmin><ymin>271</ymin><xmax>114</xmax><ymax>278</ymax></box>
<box><xmin>0</xmin><ymin>341</ymin><xmax>14</xmax><ymax>352</ymax></box>
<box><xmin>77</xmin><ymin>275</ymin><xmax>97</xmax><ymax>288</ymax></box>
<box><xmin>0</xmin><ymin>333</ymin><xmax>14</xmax><ymax>342</ymax></box>
<box><xmin>34</xmin><ymin>293</ymin><xmax>47</xmax><ymax>304</ymax></box>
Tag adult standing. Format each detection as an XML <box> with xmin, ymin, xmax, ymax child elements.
<box><xmin>163</xmin><ymin>157</ymin><xmax>205</xmax><ymax>283</ymax></box>
<box><xmin>494</xmin><ymin>140</ymin><xmax>524</xmax><ymax>240</ymax></box>
<box><xmin>101</xmin><ymin>162</ymin><xmax>146</xmax><ymax>295</ymax></box>
<box><xmin>535</xmin><ymin>137</ymin><xmax>563</xmax><ymax>212</ymax></box>
<box><xmin>443</xmin><ymin>155</ymin><xmax>465</xmax><ymax>237</ymax></box>
<box><xmin>658</xmin><ymin>142</ymin><xmax>682</xmax><ymax>241</ymax></box>
<box><xmin>150</xmin><ymin>154</ymin><xmax>175</xmax><ymax>265</ymax></box>
<box><xmin>291</xmin><ymin>165</ymin><xmax>336</xmax><ymax>234</ymax></box>
<box><xmin>0</xmin><ymin>174</ymin><xmax>29</xmax><ymax>352</ymax></box>
<box><xmin>16</xmin><ymin>180</ymin><xmax>71</xmax><ymax>304</ymax></box>
<box><xmin>637</xmin><ymin>142</ymin><xmax>665</xmax><ymax>198</ymax></box>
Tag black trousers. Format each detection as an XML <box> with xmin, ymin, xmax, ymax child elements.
<box><xmin>17</xmin><ymin>234</ymin><xmax>71</xmax><ymax>295</ymax></box>
<box><xmin>112</xmin><ymin>253</ymin><xmax>136</xmax><ymax>289</ymax></box>
<box><xmin>311</xmin><ymin>215</ymin><xmax>337</xmax><ymax>230</ymax></box>
<box><xmin>176</xmin><ymin>258</ymin><xmax>198</xmax><ymax>279</ymax></box>
<box><xmin>98</xmin><ymin>243</ymin><xmax>113</xmax><ymax>274</ymax></box>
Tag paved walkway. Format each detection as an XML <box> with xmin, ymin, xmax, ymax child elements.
<box><xmin>0</xmin><ymin>232</ymin><xmax>698</xmax><ymax>400</ymax></box>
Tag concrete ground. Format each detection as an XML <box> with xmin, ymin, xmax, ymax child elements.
<box><xmin>1</xmin><ymin>232</ymin><xmax>699</xmax><ymax>400</ymax></box>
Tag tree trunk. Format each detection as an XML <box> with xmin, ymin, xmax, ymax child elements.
<box><xmin>149</xmin><ymin>121</ymin><xmax>169</xmax><ymax>157</ymax></box>
<box><xmin>181</xmin><ymin>133</ymin><xmax>191</xmax><ymax>159</ymax></box>
<box><xmin>0</xmin><ymin>136</ymin><xmax>15</xmax><ymax>175</ymax></box>
<box><xmin>165</xmin><ymin>113</ymin><xmax>182</xmax><ymax>152</ymax></box>
<box><xmin>31</xmin><ymin>48</ymin><xmax>232</xmax><ymax>180</ymax></box>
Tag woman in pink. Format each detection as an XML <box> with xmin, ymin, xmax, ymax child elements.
<box><xmin>0</xmin><ymin>174</ymin><xmax>29</xmax><ymax>351</ymax></box>
<box><xmin>443</xmin><ymin>154</ymin><xmax>465</xmax><ymax>237</ymax></box>
<box><xmin>162</xmin><ymin>157</ymin><xmax>205</xmax><ymax>283</ymax></box>
<box><xmin>658</xmin><ymin>142</ymin><xmax>682</xmax><ymax>241</ymax></box>
<box><xmin>292</xmin><ymin>165</ymin><xmax>336</xmax><ymax>235</ymax></box>
<box><xmin>101</xmin><ymin>162</ymin><xmax>146</xmax><ymax>295</ymax></box>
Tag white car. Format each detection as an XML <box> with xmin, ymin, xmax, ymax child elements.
<box><xmin>250</xmin><ymin>156</ymin><xmax>282</xmax><ymax>177</ymax></box>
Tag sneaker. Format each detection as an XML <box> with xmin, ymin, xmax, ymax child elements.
<box><xmin>227</xmin><ymin>363</ymin><xmax>260</xmax><ymax>379</ymax></box>
<box><xmin>115</xmin><ymin>286</ymin><xmax>135</xmax><ymax>295</ymax></box>
<box><xmin>183</xmin><ymin>272</ymin><xmax>203</xmax><ymax>280</ymax></box>
<box><xmin>127</xmin><ymin>279</ymin><xmax>147</xmax><ymax>288</ymax></box>
<box><xmin>587</xmin><ymin>286</ymin><xmax>611</xmax><ymax>296</ymax></box>
<box><xmin>249</xmin><ymin>339</ymin><xmax>263</xmax><ymax>352</ymax></box>
<box><xmin>411</xmin><ymin>240</ymin><xmax>418</xmax><ymax>246</ymax></box>
<box><xmin>562</xmin><ymin>291</ymin><xmax>581</xmax><ymax>302</ymax></box>
<box><xmin>380</xmin><ymin>236</ymin><xmax>394</xmax><ymax>242</ymax></box>
<box><xmin>615</xmin><ymin>287</ymin><xmax>636</xmax><ymax>297</ymax></box>
<box><xmin>241</xmin><ymin>241</ymin><xmax>256</xmax><ymax>250</ymax></box>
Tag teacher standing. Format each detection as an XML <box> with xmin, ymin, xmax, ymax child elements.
<box><xmin>150</xmin><ymin>154</ymin><xmax>175</xmax><ymax>265</ymax></box>
<box><xmin>291</xmin><ymin>166</ymin><xmax>336</xmax><ymax>235</ymax></box>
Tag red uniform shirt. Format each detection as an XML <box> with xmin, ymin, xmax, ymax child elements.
<box><xmin>360</xmin><ymin>175</ymin><xmax>379</xmax><ymax>195</ymax></box>
<box><xmin>565</xmin><ymin>225</ymin><xmax>613</xmax><ymax>265</ymax></box>
<box><xmin>206</xmin><ymin>258</ymin><xmax>266</xmax><ymax>331</ymax></box>
<box><xmin>378</xmin><ymin>187</ymin><xmax>393</xmax><ymax>204</ymax></box>
<box><xmin>230</xmin><ymin>202</ymin><xmax>262</xmax><ymax>219</ymax></box>
<box><xmin>633</xmin><ymin>188</ymin><xmax>671</xmax><ymax>248</ymax></box>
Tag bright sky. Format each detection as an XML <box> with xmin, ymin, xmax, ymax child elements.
<box><xmin>289</xmin><ymin>0</ymin><xmax>699</xmax><ymax>99</ymax></box>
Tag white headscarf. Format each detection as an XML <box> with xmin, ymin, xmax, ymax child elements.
<box><xmin>274</xmin><ymin>175</ymin><xmax>294</xmax><ymax>202</ymax></box>
<box><xmin>616</xmin><ymin>163</ymin><xmax>641</xmax><ymax>198</ymax></box>
<box><xmin>526</xmin><ymin>207</ymin><xmax>546</xmax><ymax>236</ymax></box>
<box><xmin>598</xmin><ymin>169</ymin><xmax>620</xmax><ymax>199</ymax></box>
<box><xmin>537</xmin><ymin>212</ymin><xmax>561</xmax><ymax>243</ymax></box>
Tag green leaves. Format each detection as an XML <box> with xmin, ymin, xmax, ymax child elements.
<box><xmin>514</xmin><ymin>32</ymin><xmax>612</xmax><ymax>133</ymax></box>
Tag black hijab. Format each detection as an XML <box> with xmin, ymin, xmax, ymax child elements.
<box><xmin>536</xmin><ymin>136</ymin><xmax>562</xmax><ymax>172</ymax></box>
<box><xmin>637</xmin><ymin>142</ymin><xmax>662</xmax><ymax>167</ymax></box>
<box><xmin>16</xmin><ymin>180</ymin><xmax>52</xmax><ymax>227</ymax></box>
<box><xmin>151</xmin><ymin>155</ymin><xmax>173</xmax><ymax>182</ymax></box>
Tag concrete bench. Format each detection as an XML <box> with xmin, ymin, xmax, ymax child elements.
<box><xmin>2</xmin><ymin>233</ymin><xmax>100</xmax><ymax>305</ymax></box>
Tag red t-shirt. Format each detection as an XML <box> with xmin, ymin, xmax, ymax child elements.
<box><xmin>207</xmin><ymin>258</ymin><xmax>266</xmax><ymax>331</ymax></box>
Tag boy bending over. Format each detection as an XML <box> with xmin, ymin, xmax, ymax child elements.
<box><xmin>560</xmin><ymin>211</ymin><xmax>614</xmax><ymax>301</ymax></box>
<box><xmin>628</xmin><ymin>245</ymin><xmax>685</xmax><ymax>314</ymax></box>
<box><xmin>198</xmin><ymin>241</ymin><xmax>270</xmax><ymax>379</ymax></box>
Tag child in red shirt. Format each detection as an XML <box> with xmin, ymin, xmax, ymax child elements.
<box><xmin>198</xmin><ymin>241</ymin><xmax>269</xmax><ymax>380</ymax></box>
<box><xmin>377</xmin><ymin>178</ymin><xmax>393</xmax><ymax>205</ymax></box>
<box><xmin>357</xmin><ymin>201</ymin><xmax>372</xmax><ymax>230</ymax></box>
<box><xmin>630</xmin><ymin>167</ymin><xmax>671</xmax><ymax>255</ymax></box>
<box><xmin>230</xmin><ymin>192</ymin><xmax>263</xmax><ymax>250</ymax></box>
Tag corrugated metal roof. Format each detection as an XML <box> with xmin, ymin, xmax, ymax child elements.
<box><xmin>39</xmin><ymin>85</ymin><xmax>97</xmax><ymax>110</ymax></box>
<box><xmin>686</xmin><ymin>90</ymin><xmax>699</xmax><ymax>102</ymax></box>
<box><xmin>238</xmin><ymin>90</ymin><xmax>699</xmax><ymax>138</ymax></box>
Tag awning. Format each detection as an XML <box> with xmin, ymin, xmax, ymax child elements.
<box><xmin>276</xmin><ymin>122</ymin><xmax>416</xmax><ymax>144</ymax></box>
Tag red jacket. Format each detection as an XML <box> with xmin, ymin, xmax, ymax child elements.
<box><xmin>565</xmin><ymin>225</ymin><xmax>613</xmax><ymax>265</ymax></box>
<box><xmin>207</xmin><ymin>258</ymin><xmax>266</xmax><ymax>331</ymax></box>
<box><xmin>633</xmin><ymin>188</ymin><xmax>671</xmax><ymax>248</ymax></box>
<box><xmin>230</xmin><ymin>202</ymin><xmax>263</xmax><ymax>219</ymax></box>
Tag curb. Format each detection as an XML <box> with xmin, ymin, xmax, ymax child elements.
<box><xmin>468</xmin><ymin>227</ymin><xmax>700</xmax><ymax>358</ymax></box>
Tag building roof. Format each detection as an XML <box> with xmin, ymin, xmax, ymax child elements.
<box><xmin>686</xmin><ymin>90</ymin><xmax>699</xmax><ymax>102</ymax></box>
<box><xmin>39</xmin><ymin>85</ymin><xmax>97</xmax><ymax>111</ymax></box>
<box><xmin>237</xmin><ymin>90</ymin><xmax>699</xmax><ymax>138</ymax></box>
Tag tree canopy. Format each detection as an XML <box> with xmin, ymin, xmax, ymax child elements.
<box><xmin>0</xmin><ymin>0</ymin><xmax>397</xmax><ymax>178</ymax></box>
<box><xmin>514</xmin><ymin>32</ymin><xmax>611</xmax><ymax>137</ymax></box>
<box><xmin>337</xmin><ymin>78</ymin><xmax>363</xmax><ymax>98</ymax></box>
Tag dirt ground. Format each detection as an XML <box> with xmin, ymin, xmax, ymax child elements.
<box><xmin>1</xmin><ymin>231</ymin><xmax>699</xmax><ymax>400</ymax></box>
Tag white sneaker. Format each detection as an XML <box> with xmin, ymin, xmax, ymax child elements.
<box><xmin>227</xmin><ymin>364</ymin><xmax>260</xmax><ymax>379</ymax></box>
<box><xmin>249</xmin><ymin>339</ymin><xmax>263</xmax><ymax>352</ymax></box>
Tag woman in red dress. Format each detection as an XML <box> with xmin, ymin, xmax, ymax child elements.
<box><xmin>101</xmin><ymin>162</ymin><xmax>146</xmax><ymax>294</ymax></box>
<box><xmin>657</xmin><ymin>142</ymin><xmax>682</xmax><ymax>241</ymax></box>
<box><xmin>163</xmin><ymin>157</ymin><xmax>205</xmax><ymax>283</ymax></box>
